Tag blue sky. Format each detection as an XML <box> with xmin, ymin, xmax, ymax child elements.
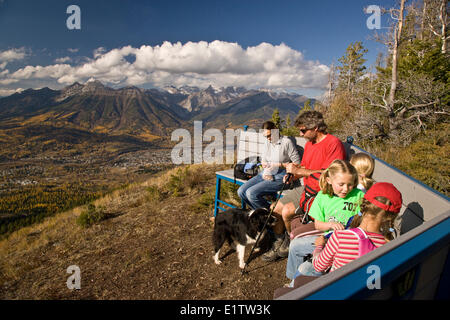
<box><xmin>0</xmin><ymin>0</ymin><xmax>397</xmax><ymax>97</ymax></box>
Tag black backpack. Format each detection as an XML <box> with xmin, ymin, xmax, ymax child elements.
<box><xmin>234</xmin><ymin>156</ymin><xmax>261</xmax><ymax>181</ymax></box>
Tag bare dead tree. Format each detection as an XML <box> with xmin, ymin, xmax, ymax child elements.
<box><xmin>420</xmin><ymin>0</ymin><xmax>428</xmax><ymax>39</ymax></box>
<box><xmin>326</xmin><ymin>62</ymin><xmax>336</xmax><ymax>106</ymax></box>
<box><xmin>412</xmin><ymin>0</ymin><xmax>449</xmax><ymax>51</ymax></box>
<box><xmin>332</xmin><ymin>0</ymin><xmax>448</xmax><ymax>146</ymax></box>
<box><xmin>354</xmin><ymin>70</ymin><xmax>448</xmax><ymax>145</ymax></box>
<box><xmin>426</xmin><ymin>0</ymin><xmax>449</xmax><ymax>53</ymax></box>
<box><xmin>388</xmin><ymin>0</ymin><xmax>406</xmax><ymax>123</ymax></box>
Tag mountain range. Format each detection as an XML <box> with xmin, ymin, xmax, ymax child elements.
<box><xmin>0</xmin><ymin>81</ymin><xmax>313</xmax><ymax>138</ymax></box>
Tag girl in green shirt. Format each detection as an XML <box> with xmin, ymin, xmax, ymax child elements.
<box><xmin>310</xmin><ymin>159</ymin><xmax>364</xmax><ymax>232</ymax></box>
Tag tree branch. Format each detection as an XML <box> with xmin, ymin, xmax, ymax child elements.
<box><xmin>429</xmin><ymin>23</ymin><xmax>440</xmax><ymax>36</ymax></box>
<box><xmin>406</xmin><ymin>100</ymin><xmax>440</xmax><ymax>111</ymax></box>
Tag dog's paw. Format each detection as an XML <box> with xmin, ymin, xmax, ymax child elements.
<box><xmin>254</xmin><ymin>247</ymin><xmax>261</xmax><ymax>253</ymax></box>
<box><xmin>213</xmin><ymin>256</ymin><xmax>222</xmax><ymax>265</ymax></box>
<box><xmin>239</xmin><ymin>262</ymin><xmax>246</xmax><ymax>269</ymax></box>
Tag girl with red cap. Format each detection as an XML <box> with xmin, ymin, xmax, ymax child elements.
<box><xmin>312</xmin><ymin>182</ymin><xmax>403</xmax><ymax>273</ymax></box>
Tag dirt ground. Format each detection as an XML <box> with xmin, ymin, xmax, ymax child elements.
<box><xmin>0</xmin><ymin>170</ymin><xmax>290</xmax><ymax>300</ymax></box>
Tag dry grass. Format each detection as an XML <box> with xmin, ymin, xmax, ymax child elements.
<box><xmin>361</xmin><ymin>123</ymin><xmax>450</xmax><ymax>196</ymax></box>
<box><xmin>0</xmin><ymin>163</ymin><xmax>230</xmax><ymax>288</ymax></box>
<box><xmin>0</xmin><ymin>207</ymin><xmax>81</xmax><ymax>283</ymax></box>
<box><xmin>0</xmin><ymin>162</ymin><xmax>292</xmax><ymax>300</ymax></box>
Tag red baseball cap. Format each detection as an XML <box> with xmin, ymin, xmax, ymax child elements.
<box><xmin>364</xmin><ymin>182</ymin><xmax>403</xmax><ymax>213</ymax></box>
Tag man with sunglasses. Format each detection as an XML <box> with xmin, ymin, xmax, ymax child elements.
<box><xmin>262</xmin><ymin>110</ymin><xmax>346</xmax><ymax>262</ymax></box>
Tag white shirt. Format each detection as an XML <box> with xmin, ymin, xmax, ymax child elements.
<box><xmin>262</xmin><ymin>136</ymin><xmax>301</xmax><ymax>175</ymax></box>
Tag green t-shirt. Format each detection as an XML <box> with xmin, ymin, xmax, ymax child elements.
<box><xmin>308</xmin><ymin>188</ymin><xmax>364</xmax><ymax>229</ymax></box>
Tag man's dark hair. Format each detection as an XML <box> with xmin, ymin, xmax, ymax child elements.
<box><xmin>294</xmin><ymin>110</ymin><xmax>327</xmax><ymax>133</ymax></box>
<box><xmin>262</xmin><ymin>121</ymin><xmax>277</xmax><ymax>130</ymax></box>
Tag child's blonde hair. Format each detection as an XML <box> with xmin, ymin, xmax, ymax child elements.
<box><xmin>350</xmin><ymin>153</ymin><xmax>375</xmax><ymax>191</ymax></box>
<box><xmin>319</xmin><ymin>159</ymin><xmax>358</xmax><ymax>197</ymax></box>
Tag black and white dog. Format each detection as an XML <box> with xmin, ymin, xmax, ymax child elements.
<box><xmin>213</xmin><ymin>208</ymin><xmax>276</xmax><ymax>269</ymax></box>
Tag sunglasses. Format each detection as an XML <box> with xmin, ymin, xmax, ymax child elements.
<box><xmin>299</xmin><ymin>128</ymin><xmax>312</xmax><ymax>134</ymax></box>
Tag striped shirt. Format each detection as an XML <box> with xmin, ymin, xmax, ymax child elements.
<box><xmin>312</xmin><ymin>229</ymin><xmax>386</xmax><ymax>273</ymax></box>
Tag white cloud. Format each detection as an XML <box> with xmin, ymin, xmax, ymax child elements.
<box><xmin>93</xmin><ymin>47</ymin><xmax>107</xmax><ymax>58</ymax></box>
<box><xmin>10</xmin><ymin>64</ymin><xmax>72</xmax><ymax>80</ymax></box>
<box><xmin>1</xmin><ymin>41</ymin><xmax>330</xmax><ymax>92</ymax></box>
<box><xmin>0</xmin><ymin>87</ymin><xmax>23</xmax><ymax>97</ymax></box>
<box><xmin>0</xmin><ymin>78</ymin><xmax>19</xmax><ymax>85</ymax></box>
<box><xmin>0</xmin><ymin>48</ymin><xmax>27</xmax><ymax>64</ymax></box>
<box><xmin>67</xmin><ymin>48</ymin><xmax>79</xmax><ymax>53</ymax></box>
<box><xmin>54</xmin><ymin>56</ymin><xmax>72</xmax><ymax>63</ymax></box>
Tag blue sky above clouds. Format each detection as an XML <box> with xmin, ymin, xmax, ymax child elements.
<box><xmin>0</xmin><ymin>0</ymin><xmax>396</xmax><ymax>97</ymax></box>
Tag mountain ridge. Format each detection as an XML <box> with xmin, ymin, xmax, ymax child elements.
<box><xmin>0</xmin><ymin>82</ymin><xmax>314</xmax><ymax>136</ymax></box>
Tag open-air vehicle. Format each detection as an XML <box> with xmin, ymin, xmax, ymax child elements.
<box><xmin>213</xmin><ymin>128</ymin><xmax>449</xmax><ymax>300</ymax></box>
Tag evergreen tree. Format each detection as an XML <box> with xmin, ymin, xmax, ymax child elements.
<box><xmin>285</xmin><ymin>114</ymin><xmax>291</xmax><ymax>127</ymax></box>
<box><xmin>336</xmin><ymin>41</ymin><xmax>368</xmax><ymax>93</ymax></box>
<box><xmin>271</xmin><ymin>108</ymin><xmax>283</xmax><ymax>129</ymax></box>
<box><xmin>302</xmin><ymin>99</ymin><xmax>312</xmax><ymax>111</ymax></box>
<box><xmin>281</xmin><ymin>114</ymin><xmax>299</xmax><ymax>136</ymax></box>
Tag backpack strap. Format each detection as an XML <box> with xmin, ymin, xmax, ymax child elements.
<box><xmin>347</xmin><ymin>228</ymin><xmax>360</xmax><ymax>240</ymax></box>
<box><xmin>353</xmin><ymin>227</ymin><xmax>368</xmax><ymax>239</ymax></box>
<box><xmin>304</xmin><ymin>185</ymin><xmax>318</xmax><ymax>196</ymax></box>
<box><xmin>349</xmin><ymin>227</ymin><xmax>377</xmax><ymax>249</ymax></box>
<box><xmin>298</xmin><ymin>187</ymin><xmax>318</xmax><ymax>218</ymax></box>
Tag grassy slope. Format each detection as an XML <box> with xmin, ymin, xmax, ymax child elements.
<box><xmin>0</xmin><ymin>164</ymin><xmax>287</xmax><ymax>300</ymax></box>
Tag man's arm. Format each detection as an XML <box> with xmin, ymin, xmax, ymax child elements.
<box><xmin>285</xmin><ymin>163</ymin><xmax>322</xmax><ymax>179</ymax></box>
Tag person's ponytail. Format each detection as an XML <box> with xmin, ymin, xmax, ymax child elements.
<box><xmin>319</xmin><ymin>168</ymin><xmax>333</xmax><ymax>195</ymax></box>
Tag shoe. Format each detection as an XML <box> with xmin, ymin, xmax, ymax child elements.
<box><xmin>261</xmin><ymin>247</ymin><xmax>280</xmax><ymax>262</ymax></box>
<box><xmin>277</xmin><ymin>233</ymin><xmax>290</xmax><ymax>258</ymax></box>
<box><xmin>261</xmin><ymin>235</ymin><xmax>284</xmax><ymax>262</ymax></box>
<box><xmin>272</xmin><ymin>234</ymin><xmax>284</xmax><ymax>249</ymax></box>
